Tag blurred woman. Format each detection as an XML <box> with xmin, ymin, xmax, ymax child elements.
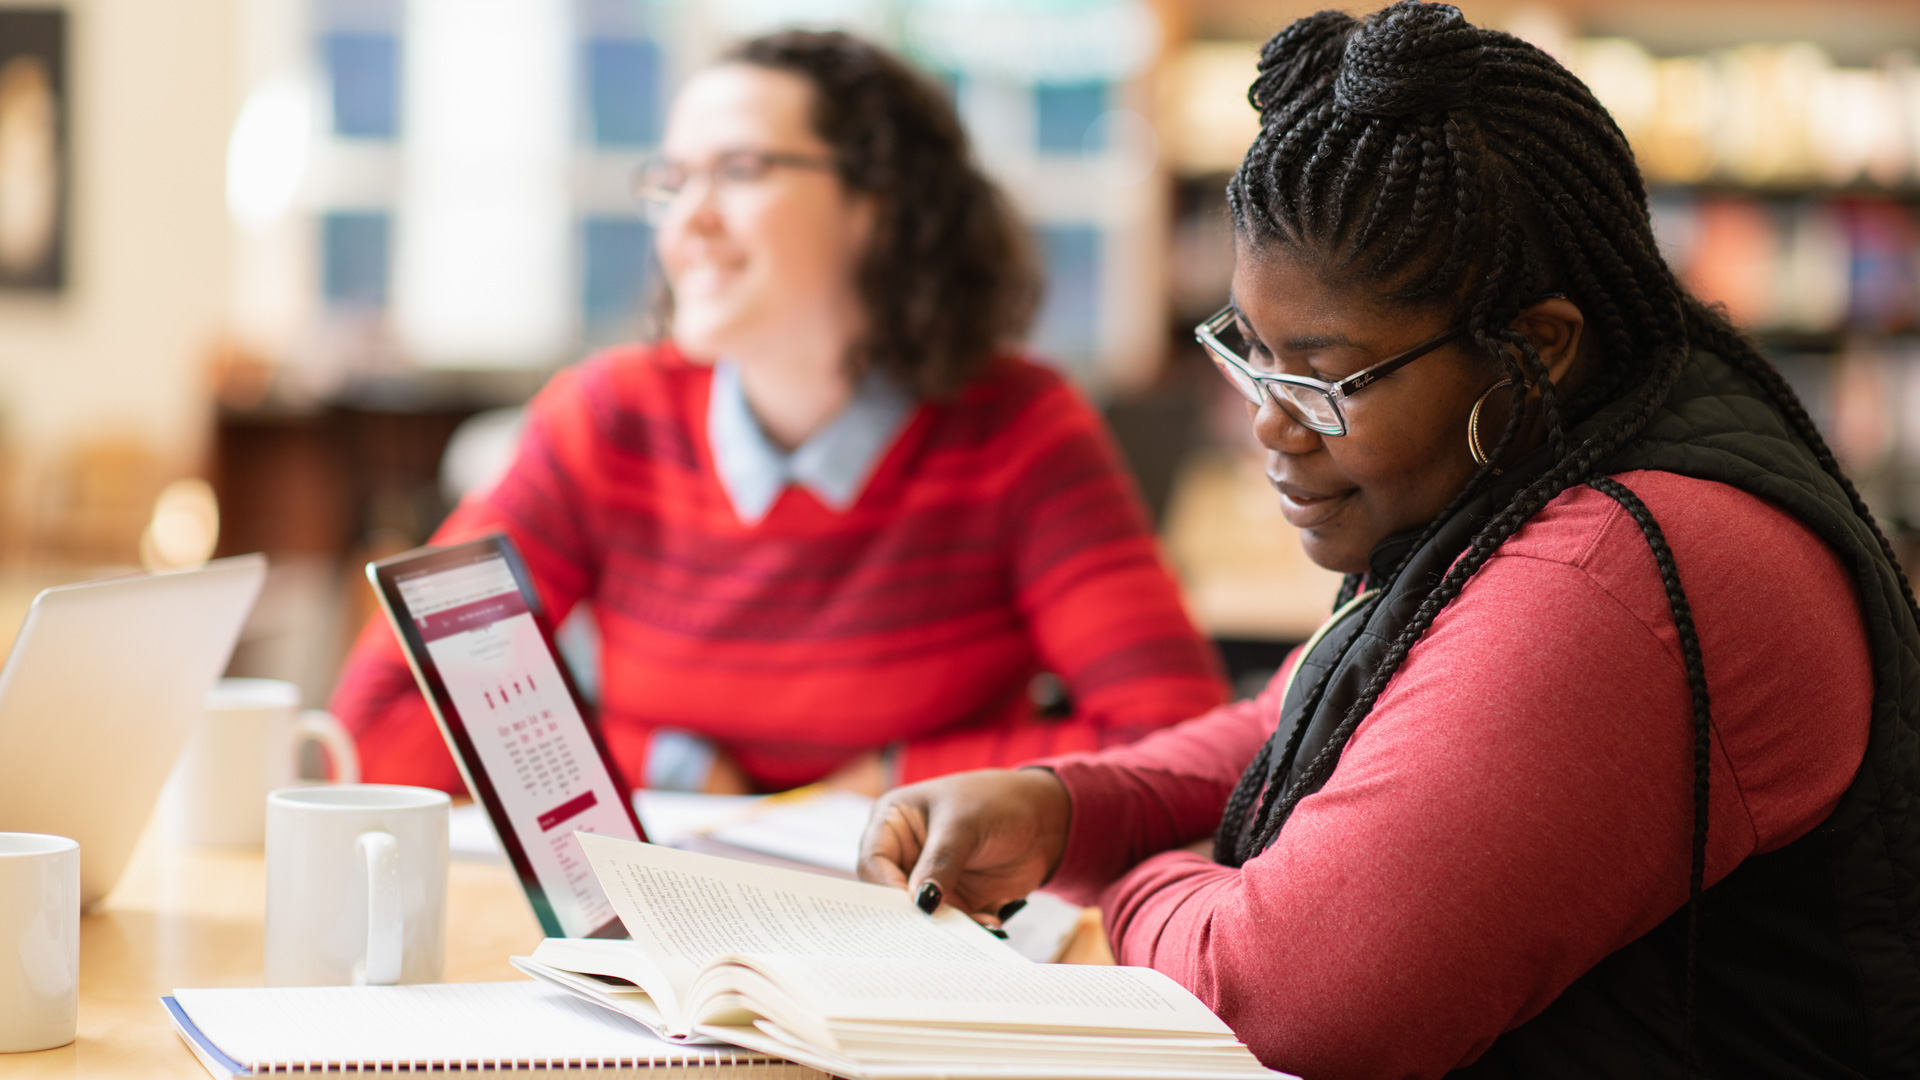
<box><xmin>331</xmin><ymin>31</ymin><xmax>1224</xmax><ymax>796</ymax></box>
<box><xmin>860</xmin><ymin>4</ymin><xmax>1920</xmax><ymax>1076</ymax></box>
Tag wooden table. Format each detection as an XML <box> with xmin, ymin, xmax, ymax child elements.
<box><xmin>5</xmin><ymin>823</ymin><xmax>1112</xmax><ymax>1077</ymax></box>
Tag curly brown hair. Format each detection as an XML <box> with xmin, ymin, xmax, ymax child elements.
<box><xmin>719</xmin><ymin>30</ymin><xmax>1040</xmax><ymax>399</ymax></box>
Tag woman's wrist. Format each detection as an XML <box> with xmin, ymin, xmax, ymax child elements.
<box><xmin>1016</xmin><ymin>766</ymin><xmax>1074</xmax><ymax>884</ymax></box>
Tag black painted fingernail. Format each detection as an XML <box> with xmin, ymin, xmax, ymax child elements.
<box><xmin>915</xmin><ymin>880</ymin><xmax>943</xmax><ymax>914</ymax></box>
<box><xmin>988</xmin><ymin>926</ymin><xmax>1010</xmax><ymax>940</ymax></box>
<box><xmin>997</xmin><ymin>898</ymin><xmax>1028</xmax><ymax>922</ymax></box>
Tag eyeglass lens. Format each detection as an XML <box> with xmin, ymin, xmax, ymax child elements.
<box><xmin>1204</xmin><ymin>319</ymin><xmax>1271</xmax><ymax>402</ymax></box>
<box><xmin>1205</xmin><ymin>319</ymin><xmax>1344</xmax><ymax>433</ymax></box>
<box><xmin>647</xmin><ymin>154</ymin><xmax>777</xmax><ymax>196</ymax></box>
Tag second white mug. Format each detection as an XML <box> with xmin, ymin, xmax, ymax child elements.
<box><xmin>158</xmin><ymin>677</ymin><xmax>360</xmax><ymax>850</ymax></box>
<box><xmin>264</xmin><ymin>784</ymin><xmax>448</xmax><ymax>987</ymax></box>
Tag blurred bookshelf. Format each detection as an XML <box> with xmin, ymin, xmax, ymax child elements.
<box><xmin>1579</xmin><ymin>32</ymin><xmax>1920</xmax><ymax>565</ymax></box>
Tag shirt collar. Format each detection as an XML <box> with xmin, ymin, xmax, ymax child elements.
<box><xmin>707</xmin><ymin>358</ymin><xmax>915</xmax><ymax>525</ymax></box>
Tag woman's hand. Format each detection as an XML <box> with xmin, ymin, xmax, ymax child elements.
<box><xmin>857</xmin><ymin>768</ymin><xmax>1072</xmax><ymax>926</ymax></box>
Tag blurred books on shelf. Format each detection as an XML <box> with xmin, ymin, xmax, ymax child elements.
<box><xmin>1569</xmin><ymin>40</ymin><xmax>1920</xmax><ymax>190</ymax></box>
<box><xmin>1654</xmin><ymin>193</ymin><xmax>1920</xmax><ymax>334</ymax></box>
<box><xmin>1160</xmin><ymin>38</ymin><xmax>1920</xmax><ymax>192</ymax></box>
<box><xmin>1646</xmin><ymin>187</ymin><xmax>1920</xmax><ymax>541</ymax></box>
<box><xmin>1776</xmin><ymin>339</ymin><xmax>1920</xmax><ymax>520</ymax></box>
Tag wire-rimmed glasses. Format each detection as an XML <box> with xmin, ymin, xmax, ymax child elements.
<box><xmin>1194</xmin><ymin>305</ymin><xmax>1464</xmax><ymax>436</ymax></box>
<box><xmin>631</xmin><ymin>149</ymin><xmax>837</xmax><ymax>223</ymax></box>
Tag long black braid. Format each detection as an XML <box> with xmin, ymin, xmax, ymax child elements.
<box><xmin>1211</xmin><ymin>2</ymin><xmax>1920</xmax><ymax>1069</ymax></box>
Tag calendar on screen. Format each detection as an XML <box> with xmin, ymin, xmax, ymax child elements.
<box><xmin>368</xmin><ymin>537</ymin><xmax>645</xmax><ymax>939</ymax></box>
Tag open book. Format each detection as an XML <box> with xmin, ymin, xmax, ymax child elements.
<box><xmin>511</xmin><ymin>834</ymin><xmax>1290</xmax><ymax>1080</ymax></box>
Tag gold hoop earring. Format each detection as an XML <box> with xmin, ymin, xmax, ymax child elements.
<box><xmin>1468</xmin><ymin>379</ymin><xmax>1516</xmax><ymax>469</ymax></box>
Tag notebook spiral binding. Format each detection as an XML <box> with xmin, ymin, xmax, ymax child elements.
<box><xmin>253</xmin><ymin>1054</ymin><xmax>806</xmax><ymax>1074</ymax></box>
<box><xmin>253</xmin><ymin>1053</ymin><xmax>794</xmax><ymax>1068</ymax></box>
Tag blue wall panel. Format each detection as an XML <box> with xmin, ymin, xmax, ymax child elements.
<box><xmin>322</xmin><ymin>211</ymin><xmax>391</xmax><ymax>309</ymax></box>
<box><xmin>324</xmin><ymin>32</ymin><xmax>399</xmax><ymax>138</ymax></box>
<box><xmin>582</xmin><ymin>217</ymin><xmax>655</xmax><ymax>330</ymax></box>
<box><xmin>1035</xmin><ymin>224</ymin><xmax>1101</xmax><ymax>357</ymax></box>
<box><xmin>1035</xmin><ymin>82</ymin><xmax>1108</xmax><ymax>154</ymax></box>
<box><xmin>587</xmin><ymin>38</ymin><xmax>662</xmax><ymax>147</ymax></box>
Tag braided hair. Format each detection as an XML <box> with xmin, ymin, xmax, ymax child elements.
<box><xmin>1213</xmin><ymin>2</ymin><xmax>1920</xmax><ymax>1066</ymax></box>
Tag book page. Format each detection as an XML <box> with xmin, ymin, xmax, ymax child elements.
<box><xmin>711</xmin><ymin>955</ymin><xmax>1236</xmax><ymax>1036</ymax></box>
<box><xmin>635</xmin><ymin>791</ymin><xmax>1083</xmax><ymax>964</ymax></box>
<box><xmin>577</xmin><ymin>834</ymin><xmax>1020</xmax><ymax>1018</ymax></box>
<box><xmin>512</xmin><ymin>953</ymin><xmax>674</xmax><ymax>1036</ymax></box>
<box><xmin>718</xmin><ymin>1020</ymin><xmax>1283</xmax><ymax>1080</ymax></box>
<box><xmin>527</xmin><ymin>936</ymin><xmax>680</xmax><ymax>1016</ymax></box>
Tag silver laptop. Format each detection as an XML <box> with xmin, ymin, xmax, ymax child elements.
<box><xmin>0</xmin><ymin>555</ymin><xmax>266</xmax><ymax>905</ymax></box>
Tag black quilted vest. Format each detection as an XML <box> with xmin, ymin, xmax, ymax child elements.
<box><xmin>1257</xmin><ymin>350</ymin><xmax>1920</xmax><ymax>1078</ymax></box>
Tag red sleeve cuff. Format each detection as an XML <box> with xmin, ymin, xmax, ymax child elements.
<box><xmin>1034</xmin><ymin>756</ymin><xmax>1143</xmax><ymax>906</ymax></box>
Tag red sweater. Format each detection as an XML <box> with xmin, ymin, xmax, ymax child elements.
<box><xmin>331</xmin><ymin>344</ymin><xmax>1226</xmax><ymax>793</ymax></box>
<box><xmin>1042</xmin><ymin>471</ymin><xmax>1871</xmax><ymax>1079</ymax></box>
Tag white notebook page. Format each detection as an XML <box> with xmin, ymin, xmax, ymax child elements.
<box><xmin>170</xmin><ymin>981</ymin><xmax>768</xmax><ymax>1068</ymax></box>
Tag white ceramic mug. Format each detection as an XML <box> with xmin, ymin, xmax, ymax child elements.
<box><xmin>159</xmin><ymin>678</ymin><xmax>360</xmax><ymax>850</ymax></box>
<box><xmin>0</xmin><ymin>834</ymin><xmax>78</xmax><ymax>1054</ymax></box>
<box><xmin>265</xmin><ymin>785</ymin><xmax>448</xmax><ymax>987</ymax></box>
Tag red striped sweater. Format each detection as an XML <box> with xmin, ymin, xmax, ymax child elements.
<box><xmin>330</xmin><ymin>344</ymin><xmax>1227</xmax><ymax>793</ymax></box>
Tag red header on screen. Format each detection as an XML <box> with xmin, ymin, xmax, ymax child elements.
<box><xmin>415</xmin><ymin>590</ymin><xmax>529</xmax><ymax>642</ymax></box>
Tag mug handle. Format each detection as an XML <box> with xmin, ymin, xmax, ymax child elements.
<box><xmin>295</xmin><ymin>710</ymin><xmax>361</xmax><ymax>784</ymax></box>
<box><xmin>355</xmin><ymin>831</ymin><xmax>402</xmax><ymax>985</ymax></box>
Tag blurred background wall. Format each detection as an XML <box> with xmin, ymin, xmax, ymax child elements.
<box><xmin>0</xmin><ymin>0</ymin><xmax>232</xmax><ymax>565</ymax></box>
<box><xmin>2</xmin><ymin>0</ymin><xmax>1918</xmax><ymax>702</ymax></box>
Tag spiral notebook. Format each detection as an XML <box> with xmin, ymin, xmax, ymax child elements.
<box><xmin>162</xmin><ymin>981</ymin><xmax>825</xmax><ymax>1078</ymax></box>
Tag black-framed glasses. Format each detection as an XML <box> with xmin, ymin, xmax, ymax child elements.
<box><xmin>631</xmin><ymin>149</ymin><xmax>838</xmax><ymax>222</ymax></box>
<box><xmin>1194</xmin><ymin>305</ymin><xmax>1464</xmax><ymax>436</ymax></box>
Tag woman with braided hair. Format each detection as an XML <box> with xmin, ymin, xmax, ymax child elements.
<box><xmin>858</xmin><ymin>3</ymin><xmax>1920</xmax><ymax>1076</ymax></box>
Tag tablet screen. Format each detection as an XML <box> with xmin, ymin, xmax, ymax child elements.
<box><xmin>370</xmin><ymin>537</ymin><xmax>643</xmax><ymax>938</ymax></box>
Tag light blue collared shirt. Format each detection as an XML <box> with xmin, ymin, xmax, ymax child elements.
<box><xmin>645</xmin><ymin>360</ymin><xmax>915</xmax><ymax>790</ymax></box>
<box><xmin>706</xmin><ymin>358</ymin><xmax>915</xmax><ymax>526</ymax></box>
